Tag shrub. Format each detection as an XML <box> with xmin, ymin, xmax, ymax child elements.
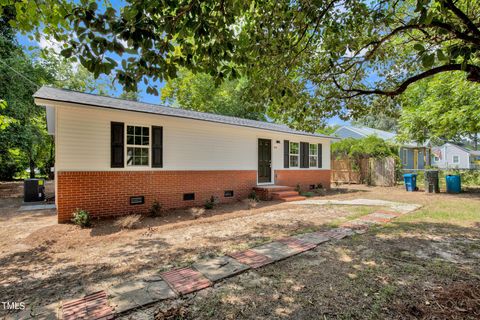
<box><xmin>115</xmin><ymin>214</ymin><xmax>142</xmax><ymax>229</ymax></box>
<box><xmin>189</xmin><ymin>207</ymin><xmax>206</xmax><ymax>219</ymax></box>
<box><xmin>149</xmin><ymin>200</ymin><xmax>162</xmax><ymax>217</ymax></box>
<box><xmin>72</xmin><ymin>209</ymin><xmax>91</xmax><ymax>228</ymax></box>
<box><xmin>300</xmin><ymin>191</ymin><xmax>316</xmax><ymax>197</ymax></box>
<box><xmin>248</xmin><ymin>190</ymin><xmax>259</xmax><ymax>201</ymax></box>
<box><xmin>204</xmin><ymin>196</ymin><xmax>217</xmax><ymax>210</ymax></box>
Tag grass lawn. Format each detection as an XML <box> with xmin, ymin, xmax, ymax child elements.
<box><xmin>142</xmin><ymin>185</ymin><xmax>480</xmax><ymax>320</ymax></box>
<box><xmin>1</xmin><ymin>182</ymin><xmax>479</xmax><ymax>319</ymax></box>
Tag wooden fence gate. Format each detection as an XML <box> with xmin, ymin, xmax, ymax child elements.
<box><xmin>331</xmin><ymin>157</ymin><xmax>396</xmax><ymax>187</ymax></box>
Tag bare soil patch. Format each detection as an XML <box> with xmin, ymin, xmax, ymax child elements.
<box><xmin>0</xmin><ymin>190</ymin><xmax>365</xmax><ymax>317</ymax></box>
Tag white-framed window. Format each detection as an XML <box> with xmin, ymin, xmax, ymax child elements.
<box><xmin>126</xmin><ymin>125</ymin><xmax>150</xmax><ymax>166</ymax></box>
<box><xmin>309</xmin><ymin>144</ymin><xmax>318</xmax><ymax>167</ymax></box>
<box><xmin>434</xmin><ymin>156</ymin><xmax>439</xmax><ymax>162</ymax></box>
<box><xmin>403</xmin><ymin>149</ymin><xmax>408</xmax><ymax>165</ymax></box>
<box><xmin>289</xmin><ymin>142</ymin><xmax>299</xmax><ymax>167</ymax></box>
<box><xmin>452</xmin><ymin>155</ymin><xmax>459</xmax><ymax>164</ymax></box>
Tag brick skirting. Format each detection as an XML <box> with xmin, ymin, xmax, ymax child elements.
<box><xmin>56</xmin><ymin>170</ymin><xmax>257</xmax><ymax>223</ymax></box>
<box><xmin>56</xmin><ymin>169</ymin><xmax>332</xmax><ymax>223</ymax></box>
<box><xmin>275</xmin><ymin>170</ymin><xmax>331</xmax><ymax>191</ymax></box>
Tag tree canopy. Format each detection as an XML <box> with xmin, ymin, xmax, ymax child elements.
<box><xmin>332</xmin><ymin>136</ymin><xmax>398</xmax><ymax>159</ymax></box>
<box><xmin>398</xmin><ymin>71</ymin><xmax>480</xmax><ymax>147</ymax></box>
<box><xmin>3</xmin><ymin>0</ymin><xmax>479</xmax><ymax>127</ymax></box>
<box><xmin>161</xmin><ymin>68</ymin><xmax>266</xmax><ymax>121</ymax></box>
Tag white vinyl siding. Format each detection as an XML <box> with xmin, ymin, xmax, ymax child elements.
<box><xmin>50</xmin><ymin>102</ymin><xmax>332</xmax><ymax>171</ymax></box>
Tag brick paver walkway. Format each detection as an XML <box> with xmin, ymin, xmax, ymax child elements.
<box><xmin>62</xmin><ymin>291</ymin><xmax>113</xmax><ymax>320</ymax></box>
<box><xmin>161</xmin><ymin>268</ymin><xmax>212</xmax><ymax>295</ymax></box>
<box><xmin>52</xmin><ymin>198</ymin><xmax>421</xmax><ymax>319</ymax></box>
<box><xmin>278</xmin><ymin>237</ymin><xmax>317</xmax><ymax>252</ymax></box>
<box><xmin>229</xmin><ymin>249</ymin><xmax>273</xmax><ymax>268</ymax></box>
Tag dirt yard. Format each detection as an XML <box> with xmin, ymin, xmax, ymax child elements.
<box><xmin>1</xmin><ymin>182</ymin><xmax>479</xmax><ymax>319</ymax></box>
<box><xmin>125</xmin><ymin>184</ymin><xmax>480</xmax><ymax>320</ymax></box>
<box><xmin>0</xmin><ymin>182</ymin><xmax>378</xmax><ymax>318</ymax></box>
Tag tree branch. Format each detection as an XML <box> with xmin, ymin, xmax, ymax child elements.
<box><xmin>333</xmin><ymin>64</ymin><xmax>480</xmax><ymax>98</ymax></box>
<box><xmin>442</xmin><ymin>0</ymin><xmax>480</xmax><ymax>38</ymax></box>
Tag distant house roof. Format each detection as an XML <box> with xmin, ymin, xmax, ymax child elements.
<box><xmin>34</xmin><ymin>86</ymin><xmax>336</xmax><ymax>139</ymax></box>
<box><xmin>334</xmin><ymin>125</ymin><xmax>429</xmax><ymax>148</ymax></box>
<box><xmin>434</xmin><ymin>143</ymin><xmax>480</xmax><ymax>155</ymax></box>
<box><xmin>336</xmin><ymin>126</ymin><xmax>397</xmax><ymax>141</ymax></box>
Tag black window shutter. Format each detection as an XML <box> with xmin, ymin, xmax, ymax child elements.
<box><xmin>300</xmin><ymin>142</ymin><xmax>309</xmax><ymax>168</ymax></box>
<box><xmin>318</xmin><ymin>143</ymin><xmax>323</xmax><ymax>168</ymax></box>
<box><xmin>284</xmin><ymin>140</ymin><xmax>289</xmax><ymax>168</ymax></box>
<box><xmin>111</xmin><ymin>122</ymin><xmax>124</xmax><ymax>168</ymax></box>
<box><xmin>152</xmin><ymin>126</ymin><xmax>163</xmax><ymax>168</ymax></box>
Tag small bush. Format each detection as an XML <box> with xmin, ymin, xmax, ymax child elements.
<box><xmin>72</xmin><ymin>209</ymin><xmax>91</xmax><ymax>228</ymax></box>
<box><xmin>248</xmin><ymin>190</ymin><xmax>259</xmax><ymax>201</ymax></box>
<box><xmin>295</xmin><ymin>184</ymin><xmax>301</xmax><ymax>192</ymax></box>
<box><xmin>115</xmin><ymin>214</ymin><xmax>142</xmax><ymax>229</ymax></box>
<box><xmin>243</xmin><ymin>198</ymin><xmax>258</xmax><ymax>209</ymax></box>
<box><xmin>149</xmin><ymin>200</ymin><xmax>162</xmax><ymax>217</ymax></box>
<box><xmin>189</xmin><ymin>207</ymin><xmax>206</xmax><ymax>219</ymax></box>
<box><xmin>204</xmin><ymin>196</ymin><xmax>217</xmax><ymax>210</ymax></box>
<box><xmin>300</xmin><ymin>191</ymin><xmax>316</xmax><ymax>197</ymax></box>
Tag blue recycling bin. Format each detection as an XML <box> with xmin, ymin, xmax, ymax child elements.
<box><xmin>446</xmin><ymin>175</ymin><xmax>461</xmax><ymax>193</ymax></box>
<box><xmin>403</xmin><ymin>174</ymin><xmax>417</xmax><ymax>192</ymax></box>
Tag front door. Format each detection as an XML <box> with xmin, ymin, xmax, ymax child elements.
<box><xmin>258</xmin><ymin>139</ymin><xmax>272</xmax><ymax>183</ymax></box>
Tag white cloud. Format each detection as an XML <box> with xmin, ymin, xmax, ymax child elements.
<box><xmin>38</xmin><ymin>36</ymin><xmax>63</xmax><ymax>54</ymax></box>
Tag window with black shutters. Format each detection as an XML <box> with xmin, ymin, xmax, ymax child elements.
<box><xmin>111</xmin><ymin>122</ymin><xmax>124</xmax><ymax>168</ymax></box>
<box><xmin>126</xmin><ymin>125</ymin><xmax>150</xmax><ymax>166</ymax></box>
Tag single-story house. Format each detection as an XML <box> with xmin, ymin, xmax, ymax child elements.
<box><xmin>34</xmin><ymin>86</ymin><xmax>336</xmax><ymax>223</ymax></box>
<box><xmin>334</xmin><ymin>126</ymin><xmax>431</xmax><ymax>169</ymax></box>
<box><xmin>431</xmin><ymin>143</ymin><xmax>480</xmax><ymax>169</ymax></box>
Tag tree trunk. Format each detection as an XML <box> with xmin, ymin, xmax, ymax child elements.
<box><xmin>29</xmin><ymin>159</ymin><xmax>35</xmax><ymax>179</ymax></box>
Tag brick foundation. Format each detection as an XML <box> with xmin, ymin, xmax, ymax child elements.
<box><xmin>274</xmin><ymin>170</ymin><xmax>331</xmax><ymax>191</ymax></box>
<box><xmin>56</xmin><ymin>169</ymin><xmax>332</xmax><ymax>223</ymax></box>
<box><xmin>56</xmin><ymin>170</ymin><xmax>257</xmax><ymax>223</ymax></box>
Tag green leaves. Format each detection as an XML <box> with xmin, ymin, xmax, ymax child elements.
<box><xmin>399</xmin><ymin>71</ymin><xmax>480</xmax><ymax>143</ymax></box>
<box><xmin>421</xmin><ymin>53</ymin><xmax>435</xmax><ymax>68</ymax></box>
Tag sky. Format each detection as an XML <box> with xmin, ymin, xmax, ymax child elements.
<box><xmin>15</xmin><ymin>1</ymin><xmax>349</xmax><ymax>127</ymax></box>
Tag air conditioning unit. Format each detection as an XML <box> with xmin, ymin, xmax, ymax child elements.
<box><xmin>24</xmin><ymin>179</ymin><xmax>45</xmax><ymax>202</ymax></box>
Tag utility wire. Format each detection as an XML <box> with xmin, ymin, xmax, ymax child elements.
<box><xmin>0</xmin><ymin>57</ymin><xmax>40</xmax><ymax>89</ymax></box>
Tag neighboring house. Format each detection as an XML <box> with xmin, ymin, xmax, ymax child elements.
<box><xmin>431</xmin><ymin>143</ymin><xmax>480</xmax><ymax>169</ymax></box>
<box><xmin>34</xmin><ymin>86</ymin><xmax>336</xmax><ymax>223</ymax></box>
<box><xmin>334</xmin><ymin>126</ymin><xmax>431</xmax><ymax>169</ymax></box>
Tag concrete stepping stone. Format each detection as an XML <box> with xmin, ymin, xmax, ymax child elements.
<box><xmin>373</xmin><ymin>210</ymin><xmax>402</xmax><ymax>219</ymax></box>
<box><xmin>161</xmin><ymin>267</ymin><xmax>212</xmax><ymax>295</ymax></box>
<box><xmin>109</xmin><ymin>279</ymin><xmax>176</xmax><ymax>314</ymax></box>
<box><xmin>192</xmin><ymin>256</ymin><xmax>250</xmax><ymax>282</ymax></box>
<box><xmin>63</xmin><ymin>290</ymin><xmax>113</xmax><ymax>320</ymax></box>
<box><xmin>361</xmin><ymin>214</ymin><xmax>392</xmax><ymax>223</ymax></box>
<box><xmin>250</xmin><ymin>241</ymin><xmax>300</xmax><ymax>261</ymax></box>
<box><xmin>278</xmin><ymin>237</ymin><xmax>317</xmax><ymax>252</ymax></box>
<box><xmin>293</xmin><ymin>231</ymin><xmax>330</xmax><ymax>245</ymax></box>
<box><xmin>358</xmin><ymin>215</ymin><xmax>385</xmax><ymax>224</ymax></box>
<box><xmin>229</xmin><ymin>249</ymin><xmax>273</xmax><ymax>269</ymax></box>
<box><xmin>318</xmin><ymin>228</ymin><xmax>353</xmax><ymax>240</ymax></box>
<box><xmin>15</xmin><ymin>302</ymin><xmax>60</xmax><ymax>320</ymax></box>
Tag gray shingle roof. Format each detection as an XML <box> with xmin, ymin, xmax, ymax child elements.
<box><xmin>34</xmin><ymin>86</ymin><xmax>335</xmax><ymax>139</ymax></box>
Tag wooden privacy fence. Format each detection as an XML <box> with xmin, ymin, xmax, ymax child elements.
<box><xmin>331</xmin><ymin>157</ymin><xmax>396</xmax><ymax>187</ymax></box>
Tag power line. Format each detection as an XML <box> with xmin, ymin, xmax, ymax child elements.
<box><xmin>0</xmin><ymin>57</ymin><xmax>40</xmax><ymax>89</ymax></box>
